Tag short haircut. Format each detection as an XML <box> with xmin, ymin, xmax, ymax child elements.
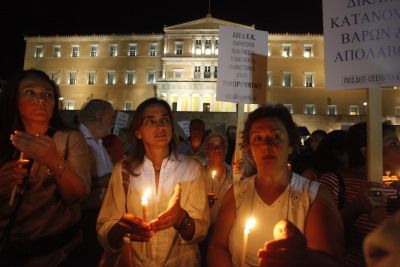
<box><xmin>78</xmin><ymin>99</ymin><xmax>113</xmax><ymax>123</ymax></box>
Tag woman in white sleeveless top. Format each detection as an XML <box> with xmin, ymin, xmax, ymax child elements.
<box><xmin>208</xmin><ymin>104</ymin><xmax>344</xmax><ymax>267</ymax></box>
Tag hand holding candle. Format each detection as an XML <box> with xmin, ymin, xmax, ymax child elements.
<box><xmin>9</xmin><ymin>152</ymin><xmax>26</xmax><ymax>206</ymax></box>
<box><xmin>241</xmin><ymin>216</ymin><xmax>256</xmax><ymax>267</ymax></box>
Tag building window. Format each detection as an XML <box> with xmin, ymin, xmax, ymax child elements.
<box><xmin>267</xmin><ymin>71</ymin><xmax>272</xmax><ymax>86</ymax></box>
<box><xmin>327</xmin><ymin>105</ymin><xmax>337</xmax><ymax>115</ymax></box>
<box><xmin>204</xmin><ymin>66</ymin><xmax>211</xmax><ymax>78</ymax></box>
<box><xmin>65</xmin><ymin>100</ymin><xmax>75</xmax><ymax>110</ymax></box>
<box><xmin>88</xmin><ymin>72</ymin><xmax>96</xmax><ymax>85</ymax></box>
<box><xmin>214</xmin><ymin>40</ymin><xmax>218</xmax><ymax>55</ymax></box>
<box><xmin>35</xmin><ymin>46</ymin><xmax>44</xmax><ymax>58</ymax></box>
<box><xmin>282</xmin><ymin>72</ymin><xmax>292</xmax><ymax>87</ymax></box>
<box><xmin>147</xmin><ymin>72</ymin><xmax>156</xmax><ymax>84</ymax></box>
<box><xmin>71</xmin><ymin>46</ymin><xmax>79</xmax><ymax>57</ymax></box>
<box><xmin>149</xmin><ymin>44</ymin><xmax>157</xmax><ymax>56</ymax></box>
<box><xmin>268</xmin><ymin>43</ymin><xmax>271</xmax><ymax>56</ymax></box>
<box><xmin>281</xmin><ymin>44</ymin><xmax>292</xmax><ymax>57</ymax></box>
<box><xmin>304</xmin><ymin>44</ymin><xmax>313</xmax><ymax>58</ymax></box>
<box><xmin>203</xmin><ymin>103</ymin><xmax>210</xmax><ymax>112</ymax></box>
<box><xmin>214</xmin><ymin>66</ymin><xmax>217</xmax><ymax>78</ymax></box>
<box><xmin>124</xmin><ymin>101</ymin><xmax>133</xmax><ymax>110</ymax></box>
<box><xmin>284</xmin><ymin>104</ymin><xmax>293</xmax><ymax>114</ymax></box>
<box><xmin>106</xmin><ymin>71</ymin><xmax>116</xmax><ymax>85</ymax></box>
<box><xmin>395</xmin><ymin>106</ymin><xmax>400</xmax><ymax>117</ymax></box>
<box><xmin>205</xmin><ymin>40</ymin><xmax>212</xmax><ymax>55</ymax></box>
<box><xmin>109</xmin><ymin>44</ymin><xmax>118</xmax><ymax>56</ymax></box>
<box><xmin>304</xmin><ymin>104</ymin><xmax>316</xmax><ymax>115</ymax></box>
<box><xmin>174</xmin><ymin>69</ymin><xmax>183</xmax><ymax>79</ymax></box>
<box><xmin>195</xmin><ymin>40</ymin><xmax>202</xmax><ymax>55</ymax></box>
<box><xmin>194</xmin><ymin>66</ymin><xmax>201</xmax><ymax>79</ymax></box>
<box><xmin>128</xmin><ymin>43</ymin><xmax>137</xmax><ymax>56</ymax></box>
<box><xmin>349</xmin><ymin>105</ymin><xmax>359</xmax><ymax>115</ymax></box>
<box><xmin>304</xmin><ymin>73</ymin><xmax>314</xmax><ymax>87</ymax></box>
<box><xmin>172</xmin><ymin>102</ymin><xmax>178</xmax><ymax>111</ymax></box>
<box><xmin>90</xmin><ymin>45</ymin><xmax>98</xmax><ymax>57</ymax></box>
<box><xmin>68</xmin><ymin>72</ymin><xmax>77</xmax><ymax>85</ymax></box>
<box><xmin>125</xmin><ymin>71</ymin><xmax>136</xmax><ymax>85</ymax></box>
<box><xmin>53</xmin><ymin>45</ymin><xmax>61</xmax><ymax>57</ymax></box>
<box><xmin>50</xmin><ymin>72</ymin><xmax>59</xmax><ymax>84</ymax></box>
<box><xmin>175</xmin><ymin>43</ymin><xmax>183</xmax><ymax>55</ymax></box>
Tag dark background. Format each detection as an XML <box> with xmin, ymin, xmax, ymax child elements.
<box><xmin>0</xmin><ymin>0</ymin><xmax>323</xmax><ymax>80</ymax></box>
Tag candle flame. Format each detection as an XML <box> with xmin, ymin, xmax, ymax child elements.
<box><xmin>19</xmin><ymin>152</ymin><xmax>24</xmax><ymax>160</ymax></box>
<box><xmin>212</xmin><ymin>170</ymin><xmax>216</xmax><ymax>179</ymax></box>
<box><xmin>244</xmin><ymin>217</ymin><xmax>256</xmax><ymax>233</ymax></box>
<box><xmin>141</xmin><ymin>188</ymin><xmax>151</xmax><ymax>205</ymax></box>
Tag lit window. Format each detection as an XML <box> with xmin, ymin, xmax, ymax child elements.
<box><xmin>90</xmin><ymin>45</ymin><xmax>98</xmax><ymax>57</ymax></box>
<box><xmin>204</xmin><ymin>66</ymin><xmax>211</xmax><ymax>78</ymax></box>
<box><xmin>124</xmin><ymin>101</ymin><xmax>133</xmax><ymax>110</ymax></box>
<box><xmin>304</xmin><ymin>73</ymin><xmax>314</xmax><ymax>87</ymax></box>
<box><xmin>194</xmin><ymin>66</ymin><xmax>201</xmax><ymax>79</ymax></box>
<box><xmin>128</xmin><ymin>43</ymin><xmax>137</xmax><ymax>56</ymax></box>
<box><xmin>88</xmin><ymin>72</ymin><xmax>96</xmax><ymax>85</ymax></box>
<box><xmin>71</xmin><ymin>46</ymin><xmax>79</xmax><ymax>57</ymax></box>
<box><xmin>281</xmin><ymin>44</ymin><xmax>292</xmax><ymax>57</ymax></box>
<box><xmin>175</xmin><ymin>43</ymin><xmax>183</xmax><ymax>55</ymax></box>
<box><xmin>214</xmin><ymin>66</ymin><xmax>217</xmax><ymax>78</ymax></box>
<box><xmin>284</xmin><ymin>104</ymin><xmax>293</xmax><ymax>114</ymax></box>
<box><xmin>65</xmin><ymin>100</ymin><xmax>75</xmax><ymax>110</ymax></box>
<box><xmin>50</xmin><ymin>72</ymin><xmax>59</xmax><ymax>84</ymax></box>
<box><xmin>35</xmin><ymin>46</ymin><xmax>44</xmax><ymax>58</ymax></box>
<box><xmin>106</xmin><ymin>71</ymin><xmax>116</xmax><ymax>85</ymax></box>
<box><xmin>149</xmin><ymin>44</ymin><xmax>157</xmax><ymax>56</ymax></box>
<box><xmin>147</xmin><ymin>72</ymin><xmax>156</xmax><ymax>84</ymax></box>
<box><xmin>267</xmin><ymin>71</ymin><xmax>272</xmax><ymax>86</ymax></box>
<box><xmin>282</xmin><ymin>72</ymin><xmax>292</xmax><ymax>87</ymax></box>
<box><xmin>125</xmin><ymin>71</ymin><xmax>136</xmax><ymax>85</ymax></box>
<box><xmin>304</xmin><ymin>104</ymin><xmax>316</xmax><ymax>115</ymax></box>
<box><xmin>349</xmin><ymin>105</ymin><xmax>359</xmax><ymax>115</ymax></box>
<box><xmin>205</xmin><ymin>40</ymin><xmax>212</xmax><ymax>55</ymax></box>
<box><xmin>268</xmin><ymin>43</ymin><xmax>271</xmax><ymax>56</ymax></box>
<box><xmin>53</xmin><ymin>45</ymin><xmax>61</xmax><ymax>57</ymax></box>
<box><xmin>395</xmin><ymin>106</ymin><xmax>400</xmax><ymax>117</ymax></box>
<box><xmin>214</xmin><ymin>40</ymin><xmax>218</xmax><ymax>55</ymax></box>
<box><xmin>69</xmin><ymin>72</ymin><xmax>77</xmax><ymax>85</ymax></box>
<box><xmin>174</xmin><ymin>69</ymin><xmax>183</xmax><ymax>79</ymax></box>
<box><xmin>304</xmin><ymin>44</ymin><xmax>313</xmax><ymax>58</ymax></box>
<box><xmin>195</xmin><ymin>40</ymin><xmax>202</xmax><ymax>55</ymax></box>
<box><xmin>109</xmin><ymin>44</ymin><xmax>118</xmax><ymax>56</ymax></box>
<box><xmin>327</xmin><ymin>105</ymin><xmax>337</xmax><ymax>115</ymax></box>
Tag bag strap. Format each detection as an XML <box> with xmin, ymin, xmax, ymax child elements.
<box><xmin>121</xmin><ymin>168</ymin><xmax>130</xmax><ymax>212</ymax></box>
<box><xmin>333</xmin><ymin>171</ymin><xmax>346</xmax><ymax>210</ymax></box>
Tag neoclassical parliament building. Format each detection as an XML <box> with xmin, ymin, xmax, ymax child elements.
<box><xmin>23</xmin><ymin>14</ymin><xmax>399</xmax><ymax>130</ymax></box>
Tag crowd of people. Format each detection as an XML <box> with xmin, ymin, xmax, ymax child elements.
<box><xmin>1</xmin><ymin>68</ymin><xmax>400</xmax><ymax>267</ymax></box>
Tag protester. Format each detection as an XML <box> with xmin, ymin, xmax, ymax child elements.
<box><xmin>0</xmin><ymin>68</ymin><xmax>91</xmax><ymax>266</ymax></box>
<box><xmin>207</xmin><ymin>104</ymin><xmax>343</xmax><ymax>267</ymax></box>
<box><xmin>178</xmin><ymin>118</ymin><xmax>207</xmax><ymax>164</ymax></box>
<box><xmin>97</xmin><ymin>97</ymin><xmax>209</xmax><ymax>266</ymax></box>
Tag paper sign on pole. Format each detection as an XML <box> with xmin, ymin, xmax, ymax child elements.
<box><xmin>217</xmin><ymin>26</ymin><xmax>268</xmax><ymax>104</ymax></box>
<box><xmin>323</xmin><ymin>0</ymin><xmax>400</xmax><ymax>90</ymax></box>
<box><xmin>113</xmin><ymin>111</ymin><xmax>130</xmax><ymax>136</ymax></box>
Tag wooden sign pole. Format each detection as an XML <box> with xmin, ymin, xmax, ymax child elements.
<box><xmin>367</xmin><ymin>88</ymin><xmax>382</xmax><ymax>182</ymax></box>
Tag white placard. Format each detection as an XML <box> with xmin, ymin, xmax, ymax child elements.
<box><xmin>113</xmin><ymin>111</ymin><xmax>130</xmax><ymax>135</ymax></box>
<box><xmin>323</xmin><ymin>0</ymin><xmax>400</xmax><ymax>90</ymax></box>
<box><xmin>177</xmin><ymin>120</ymin><xmax>190</xmax><ymax>138</ymax></box>
<box><xmin>217</xmin><ymin>26</ymin><xmax>268</xmax><ymax>104</ymax></box>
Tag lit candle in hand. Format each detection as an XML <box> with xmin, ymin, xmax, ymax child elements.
<box><xmin>211</xmin><ymin>170</ymin><xmax>216</xmax><ymax>192</ymax></box>
<box><xmin>241</xmin><ymin>217</ymin><xmax>256</xmax><ymax>267</ymax></box>
<box><xmin>9</xmin><ymin>152</ymin><xmax>24</xmax><ymax>206</ymax></box>
<box><xmin>141</xmin><ymin>188</ymin><xmax>152</xmax><ymax>258</ymax></box>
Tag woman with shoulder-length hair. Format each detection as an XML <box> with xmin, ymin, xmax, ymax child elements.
<box><xmin>97</xmin><ymin>97</ymin><xmax>209</xmax><ymax>266</ymax></box>
<box><xmin>0</xmin><ymin>68</ymin><xmax>91</xmax><ymax>266</ymax></box>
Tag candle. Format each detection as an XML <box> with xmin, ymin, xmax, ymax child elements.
<box><xmin>141</xmin><ymin>188</ymin><xmax>151</xmax><ymax>258</ymax></box>
<box><xmin>211</xmin><ymin>170</ymin><xmax>216</xmax><ymax>192</ymax></box>
<box><xmin>9</xmin><ymin>152</ymin><xmax>24</xmax><ymax>206</ymax></box>
<box><xmin>241</xmin><ymin>217</ymin><xmax>256</xmax><ymax>267</ymax></box>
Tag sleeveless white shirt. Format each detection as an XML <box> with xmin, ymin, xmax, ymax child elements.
<box><xmin>228</xmin><ymin>172</ymin><xmax>319</xmax><ymax>266</ymax></box>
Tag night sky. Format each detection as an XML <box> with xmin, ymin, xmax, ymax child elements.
<box><xmin>0</xmin><ymin>0</ymin><xmax>323</xmax><ymax>80</ymax></box>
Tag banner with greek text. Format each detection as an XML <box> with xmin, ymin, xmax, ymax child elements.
<box><xmin>323</xmin><ymin>0</ymin><xmax>400</xmax><ymax>90</ymax></box>
<box><xmin>217</xmin><ymin>26</ymin><xmax>268</xmax><ymax>104</ymax></box>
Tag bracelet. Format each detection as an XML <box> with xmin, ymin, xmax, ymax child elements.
<box><xmin>175</xmin><ymin>210</ymin><xmax>192</xmax><ymax>232</ymax></box>
<box><xmin>48</xmin><ymin>157</ymin><xmax>67</xmax><ymax>177</ymax></box>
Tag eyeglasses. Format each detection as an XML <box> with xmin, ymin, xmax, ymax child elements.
<box><xmin>207</xmin><ymin>143</ymin><xmax>226</xmax><ymax>151</ymax></box>
<box><xmin>141</xmin><ymin>117</ymin><xmax>171</xmax><ymax>128</ymax></box>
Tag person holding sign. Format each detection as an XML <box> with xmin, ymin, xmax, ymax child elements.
<box><xmin>97</xmin><ymin>97</ymin><xmax>209</xmax><ymax>266</ymax></box>
<box><xmin>207</xmin><ymin>104</ymin><xmax>343</xmax><ymax>267</ymax></box>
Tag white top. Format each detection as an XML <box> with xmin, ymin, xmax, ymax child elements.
<box><xmin>228</xmin><ymin>172</ymin><xmax>320</xmax><ymax>267</ymax></box>
<box><xmin>97</xmin><ymin>154</ymin><xmax>210</xmax><ymax>267</ymax></box>
<box><xmin>79</xmin><ymin>123</ymin><xmax>113</xmax><ymax>177</ymax></box>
